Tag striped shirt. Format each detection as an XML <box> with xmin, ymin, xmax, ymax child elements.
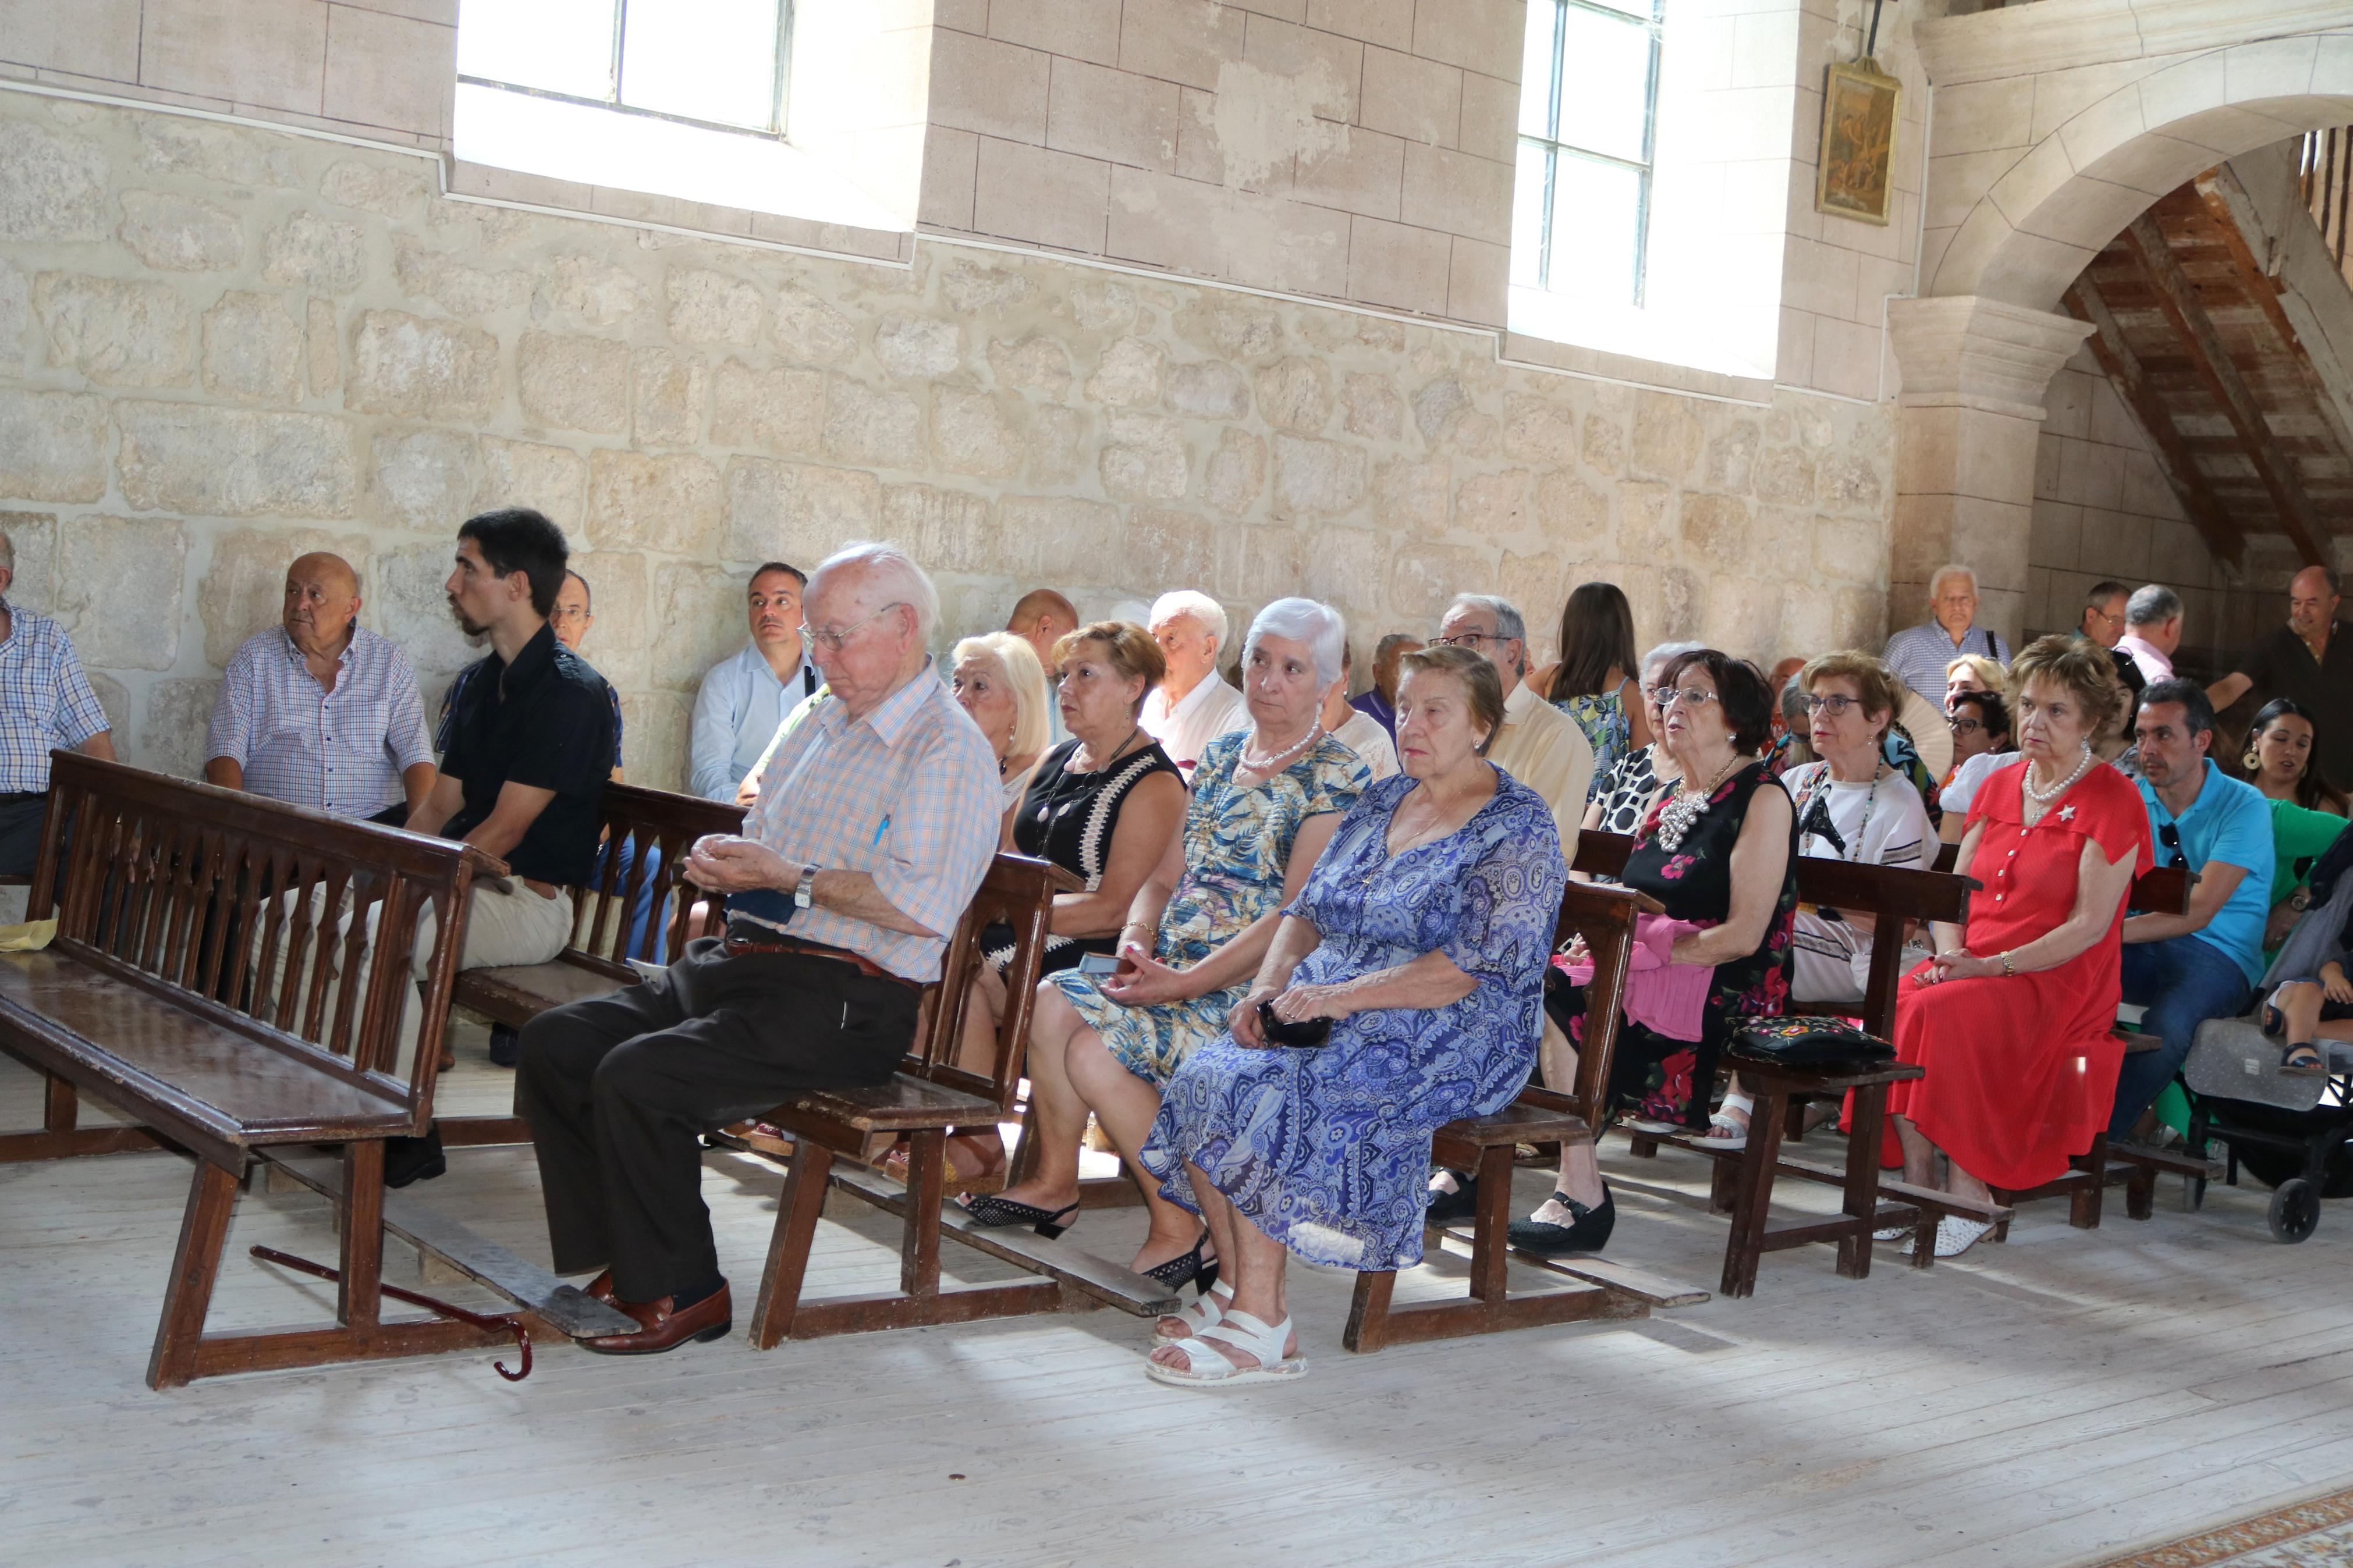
<box><xmin>207</xmin><ymin>626</ymin><xmax>432</xmax><ymax>817</ymax></box>
<box><xmin>0</xmin><ymin>602</ymin><xmax>109</xmax><ymax>792</ymax></box>
<box><xmin>1882</xmin><ymin>621</ymin><xmax>2010</xmax><ymax>705</ymax></box>
<box><xmin>739</xmin><ymin>660</ymin><xmax>1000</xmax><ymax>982</ymax></box>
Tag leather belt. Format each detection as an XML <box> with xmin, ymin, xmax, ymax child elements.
<box><xmin>722</xmin><ymin>931</ymin><xmax>918</xmax><ymax>991</ymax></box>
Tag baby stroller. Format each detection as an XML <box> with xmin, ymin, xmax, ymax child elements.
<box><xmin>2180</xmin><ymin>821</ymin><xmax>2353</xmax><ymax>1243</ymax></box>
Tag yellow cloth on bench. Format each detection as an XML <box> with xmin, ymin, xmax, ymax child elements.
<box><xmin>0</xmin><ymin>918</ymin><xmax>57</xmax><ymax>951</ymax></box>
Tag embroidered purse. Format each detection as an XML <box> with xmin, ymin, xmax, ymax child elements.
<box><xmin>1731</xmin><ymin>1015</ymin><xmax>1894</xmax><ymax>1067</ymax></box>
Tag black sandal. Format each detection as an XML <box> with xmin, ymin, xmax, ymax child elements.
<box><xmin>2281</xmin><ymin>1041</ymin><xmax>2328</xmax><ymax>1076</ymax></box>
<box><xmin>956</xmin><ymin>1192</ymin><xmax>1081</xmax><ymax>1238</ymax></box>
<box><xmin>1140</xmin><ymin>1233</ymin><xmax>1219</xmax><ymax>1296</ymax></box>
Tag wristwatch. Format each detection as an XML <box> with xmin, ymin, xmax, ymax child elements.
<box><xmin>2291</xmin><ymin>888</ymin><xmax>2314</xmax><ymax>912</ymax></box>
<box><xmin>794</xmin><ymin>863</ymin><xmax>821</xmax><ymax>909</ymax></box>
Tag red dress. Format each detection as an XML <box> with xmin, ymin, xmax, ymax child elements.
<box><xmin>1887</xmin><ymin>760</ymin><xmax>2152</xmax><ymax>1190</ymax></box>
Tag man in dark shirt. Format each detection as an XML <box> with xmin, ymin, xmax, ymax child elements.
<box><xmin>389</xmin><ymin>509</ymin><xmax>614</xmax><ymax>1182</ymax></box>
<box><xmin>2209</xmin><ymin>566</ymin><xmax>2353</xmax><ymax>792</ymax></box>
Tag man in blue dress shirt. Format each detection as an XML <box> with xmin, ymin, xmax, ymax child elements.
<box><xmin>1882</xmin><ymin>564</ymin><xmax>2011</xmax><ymax>705</ymax></box>
<box><xmin>2116</xmin><ymin>678</ymin><xmax>2274</xmax><ymax>1140</ymax></box>
<box><xmin>688</xmin><ymin>562</ymin><xmax>818</xmax><ymax>802</ymax></box>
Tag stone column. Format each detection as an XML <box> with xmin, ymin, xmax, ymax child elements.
<box><xmin>1885</xmin><ymin>295</ymin><xmax>2094</xmax><ymax>652</ymax></box>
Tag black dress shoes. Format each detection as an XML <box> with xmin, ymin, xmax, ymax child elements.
<box><xmin>382</xmin><ymin>1126</ymin><xmax>446</xmax><ymax>1188</ymax></box>
<box><xmin>581</xmin><ymin>1282</ymin><xmax>734</xmax><ymax>1356</ymax></box>
<box><xmin>1506</xmin><ymin>1186</ymin><xmax>1616</xmax><ymax>1256</ymax></box>
<box><xmin>1425</xmin><ymin>1168</ymin><xmax>1479</xmax><ymax>1223</ymax></box>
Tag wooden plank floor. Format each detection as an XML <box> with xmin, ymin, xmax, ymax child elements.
<box><xmin>6</xmin><ymin>1020</ymin><xmax>2352</xmax><ymax>1567</ymax></box>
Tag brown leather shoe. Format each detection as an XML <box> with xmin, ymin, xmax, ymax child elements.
<box><xmin>580</xmin><ymin>1282</ymin><xmax>733</xmax><ymax>1356</ymax></box>
<box><xmin>580</xmin><ymin>1270</ymin><xmax>618</xmax><ymax>1306</ymax></box>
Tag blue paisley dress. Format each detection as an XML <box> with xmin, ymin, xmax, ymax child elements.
<box><xmin>1140</xmin><ymin>770</ymin><xmax>1567</xmax><ymax>1271</ymax></box>
<box><xmin>1055</xmin><ymin>730</ymin><xmax>1365</xmax><ymax>1085</ymax></box>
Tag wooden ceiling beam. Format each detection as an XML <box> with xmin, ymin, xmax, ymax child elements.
<box><xmin>2120</xmin><ymin>209</ymin><xmax>2330</xmax><ymax>567</ymax></box>
<box><xmin>2062</xmin><ymin>273</ymin><xmax>2244</xmax><ymax>567</ymax></box>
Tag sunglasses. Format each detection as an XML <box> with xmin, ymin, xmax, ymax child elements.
<box><xmin>2158</xmin><ymin>822</ymin><xmax>2185</xmax><ymax>868</ymax></box>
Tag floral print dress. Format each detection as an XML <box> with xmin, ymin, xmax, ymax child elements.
<box><xmin>1553</xmin><ymin>685</ymin><xmax>1633</xmax><ymax>797</ymax></box>
<box><xmin>1546</xmin><ymin>759</ymin><xmax>1798</xmax><ymax>1127</ymax></box>
<box><xmin>1054</xmin><ymin>730</ymin><xmax>1366</xmax><ymax>1085</ymax></box>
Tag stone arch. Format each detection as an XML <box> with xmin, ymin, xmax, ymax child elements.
<box><xmin>1929</xmin><ymin>33</ymin><xmax>2353</xmax><ymax>310</ymax></box>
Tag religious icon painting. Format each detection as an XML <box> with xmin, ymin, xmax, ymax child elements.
<box><xmin>1816</xmin><ymin>58</ymin><xmax>1901</xmax><ymax>225</ymax></box>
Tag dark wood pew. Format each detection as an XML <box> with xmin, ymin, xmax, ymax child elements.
<box><xmin>0</xmin><ymin>755</ymin><xmax>530</xmax><ymax>1388</ymax></box>
<box><xmin>1344</xmin><ymin>874</ymin><xmax>1710</xmax><ymax>1351</ymax></box>
<box><xmin>1570</xmin><ymin>828</ymin><xmax>1993</xmax><ymax>1291</ymax></box>
<box><xmin>738</xmin><ymin>853</ymin><xmax>1186</xmax><ymax>1343</ymax></box>
<box><xmin>438</xmin><ymin>784</ymin><xmax>744</xmax><ymax>1148</ymax></box>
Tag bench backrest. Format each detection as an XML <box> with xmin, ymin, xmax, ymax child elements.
<box><xmin>904</xmin><ymin>853</ymin><xmax>1059</xmax><ymax>1113</ymax></box>
<box><xmin>31</xmin><ymin>753</ymin><xmax>492</xmax><ymax>1115</ymax></box>
<box><xmin>572</xmin><ymin>784</ymin><xmax>746</xmax><ymax>969</ymax></box>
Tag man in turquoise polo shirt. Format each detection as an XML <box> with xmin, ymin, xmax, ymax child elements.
<box><xmin>2116</xmin><ymin>678</ymin><xmax>2274</xmax><ymax>1139</ymax></box>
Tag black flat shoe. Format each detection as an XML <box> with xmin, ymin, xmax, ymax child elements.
<box><xmin>383</xmin><ymin>1127</ymin><xmax>445</xmax><ymax>1189</ymax></box>
<box><xmin>1506</xmin><ymin>1186</ymin><xmax>1615</xmax><ymax>1256</ymax></box>
<box><xmin>957</xmin><ymin>1192</ymin><xmax>1080</xmax><ymax>1239</ymax></box>
<box><xmin>1425</xmin><ymin>1168</ymin><xmax>1478</xmax><ymax>1223</ymax></box>
<box><xmin>487</xmin><ymin>1025</ymin><xmax>520</xmax><ymax>1068</ymax></box>
<box><xmin>1140</xmin><ymin>1233</ymin><xmax>1218</xmax><ymax>1295</ymax></box>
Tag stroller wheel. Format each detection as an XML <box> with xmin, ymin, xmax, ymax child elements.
<box><xmin>2268</xmin><ymin>1178</ymin><xmax>2322</xmax><ymax>1243</ymax></box>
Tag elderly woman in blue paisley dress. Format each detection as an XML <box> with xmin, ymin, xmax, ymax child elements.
<box><xmin>964</xmin><ymin>599</ymin><xmax>1366</xmax><ymax>1293</ymax></box>
<box><xmin>1135</xmin><ymin>645</ymin><xmax>1565</xmax><ymax>1386</ymax></box>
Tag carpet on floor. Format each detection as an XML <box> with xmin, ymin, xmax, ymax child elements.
<box><xmin>2098</xmin><ymin>1485</ymin><xmax>2353</xmax><ymax>1567</ymax></box>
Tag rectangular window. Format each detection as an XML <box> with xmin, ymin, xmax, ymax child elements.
<box><xmin>457</xmin><ymin>0</ymin><xmax>793</xmax><ymax>139</ymax></box>
<box><xmin>1511</xmin><ymin>0</ymin><xmax>1664</xmax><ymax>308</ymax></box>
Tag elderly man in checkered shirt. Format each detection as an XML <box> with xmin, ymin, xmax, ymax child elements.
<box><xmin>203</xmin><ymin>552</ymin><xmax>434</xmax><ymax>824</ymax></box>
<box><xmin>0</xmin><ymin>529</ymin><xmax>117</xmax><ymax>876</ymax></box>
<box><xmin>516</xmin><ymin>541</ymin><xmax>1001</xmax><ymax>1356</ymax></box>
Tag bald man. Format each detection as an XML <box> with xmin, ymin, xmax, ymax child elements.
<box><xmin>205</xmin><ymin>552</ymin><xmax>434</xmax><ymax>823</ymax></box>
<box><xmin>2210</xmin><ymin>565</ymin><xmax>2353</xmax><ymax>791</ymax></box>
<box><xmin>1007</xmin><ymin>587</ymin><xmax>1078</xmax><ymax>741</ymax></box>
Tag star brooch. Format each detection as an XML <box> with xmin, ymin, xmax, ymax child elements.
<box><xmin>2059</xmin><ymin>805</ymin><xmax>2077</xmax><ymax>822</ymax></box>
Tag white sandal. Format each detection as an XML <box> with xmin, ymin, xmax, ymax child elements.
<box><xmin>1152</xmin><ymin>1279</ymin><xmax>1234</xmax><ymax>1345</ymax></box>
<box><xmin>1694</xmin><ymin>1090</ymin><xmax>1754</xmax><ymax>1151</ymax></box>
<box><xmin>1146</xmin><ymin>1309</ymin><xmax>1307</xmax><ymax>1388</ymax></box>
<box><xmin>1933</xmin><ymin>1215</ymin><xmax>1992</xmax><ymax>1258</ymax></box>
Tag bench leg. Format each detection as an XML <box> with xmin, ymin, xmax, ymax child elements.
<box><xmin>44</xmin><ymin>1072</ymin><xmax>76</xmax><ymax>1135</ymax></box>
<box><xmin>750</xmin><ymin>1140</ymin><xmax>833</xmax><ymax>1349</ymax></box>
<box><xmin>2072</xmin><ymin>1136</ymin><xmax>2107</xmax><ymax>1230</ymax></box>
<box><xmin>148</xmin><ymin>1159</ymin><xmax>240</xmax><ymax>1389</ymax></box>
<box><xmin>1838</xmin><ymin>1084</ymin><xmax>1889</xmax><ymax>1281</ymax></box>
<box><xmin>899</xmin><ymin>1129</ymin><xmax>946</xmax><ymax>1300</ymax></box>
<box><xmin>1719</xmin><ymin>1089</ymin><xmax>1787</xmax><ymax>1300</ymax></box>
<box><xmin>339</xmin><ymin>1141</ymin><xmax>384</xmax><ymax>1330</ymax></box>
<box><xmin>1470</xmin><ymin>1143</ymin><xmax>1513</xmax><ymax>1302</ymax></box>
<box><xmin>1708</xmin><ymin>1155</ymin><xmax>1738</xmax><ymax>1215</ymax></box>
<box><xmin>1627</xmin><ymin>1132</ymin><xmax>1659</xmax><ymax>1159</ymax></box>
<box><xmin>1343</xmin><ymin>1270</ymin><xmax>1397</xmax><ymax>1353</ymax></box>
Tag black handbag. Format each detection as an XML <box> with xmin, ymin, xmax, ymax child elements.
<box><xmin>1731</xmin><ymin>1015</ymin><xmax>1894</xmax><ymax>1067</ymax></box>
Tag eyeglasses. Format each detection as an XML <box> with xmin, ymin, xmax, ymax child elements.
<box><xmin>1434</xmin><ymin>630</ymin><xmax>1505</xmax><ymax>650</ymax></box>
<box><xmin>1802</xmin><ymin>694</ymin><xmax>1858</xmax><ymax>716</ymax></box>
<box><xmin>798</xmin><ymin>602</ymin><xmax>905</xmax><ymax>652</ymax></box>
<box><xmin>2158</xmin><ymin>822</ymin><xmax>2185</xmax><ymax>868</ymax></box>
<box><xmin>1949</xmin><ymin>717</ymin><xmax>1984</xmax><ymax>735</ymax></box>
<box><xmin>2086</xmin><ymin>609</ymin><xmax>2125</xmax><ymax>629</ymax></box>
<box><xmin>1659</xmin><ymin>688</ymin><xmax>1719</xmax><ymax>709</ymax></box>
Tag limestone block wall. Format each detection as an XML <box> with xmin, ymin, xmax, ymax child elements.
<box><xmin>0</xmin><ymin>89</ymin><xmax>1896</xmax><ymax>791</ymax></box>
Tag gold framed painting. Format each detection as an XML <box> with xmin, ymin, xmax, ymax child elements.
<box><xmin>1817</xmin><ymin>59</ymin><xmax>1900</xmax><ymax>225</ymax></box>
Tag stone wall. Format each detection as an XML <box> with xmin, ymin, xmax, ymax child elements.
<box><xmin>0</xmin><ymin>88</ymin><xmax>1896</xmax><ymax>791</ymax></box>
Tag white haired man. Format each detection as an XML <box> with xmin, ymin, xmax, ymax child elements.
<box><xmin>1435</xmin><ymin>594</ymin><xmax>1592</xmax><ymax>862</ymax></box>
<box><xmin>1882</xmin><ymin>566</ymin><xmax>2011</xmax><ymax>705</ymax></box>
<box><xmin>1141</xmin><ymin>589</ymin><xmax>1248</xmax><ymax>779</ymax></box>
<box><xmin>2118</xmin><ymin>584</ymin><xmax>2184</xmax><ymax>687</ymax></box>
<box><xmin>0</xmin><ymin>528</ymin><xmax>116</xmax><ymax>874</ymax></box>
<box><xmin>516</xmin><ymin>542</ymin><xmax>1000</xmax><ymax>1357</ymax></box>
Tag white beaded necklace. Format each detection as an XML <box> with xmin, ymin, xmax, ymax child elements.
<box><xmin>1798</xmin><ymin>756</ymin><xmax>1883</xmax><ymax>862</ymax></box>
<box><xmin>1655</xmin><ymin>754</ymin><xmax>1741</xmax><ymax>853</ymax></box>
<box><xmin>2021</xmin><ymin>742</ymin><xmax>2094</xmax><ymax>809</ymax></box>
<box><xmin>1239</xmin><ymin>722</ymin><xmax>1323</xmax><ymax>774</ymax></box>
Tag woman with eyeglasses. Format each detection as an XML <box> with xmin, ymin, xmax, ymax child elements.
<box><xmin>1938</xmin><ymin>689</ymin><xmax>2014</xmax><ymax>833</ymax></box>
<box><xmin>2226</xmin><ymin>698</ymin><xmax>2351</xmax><ymax>959</ymax></box>
<box><xmin>963</xmin><ymin>599</ymin><xmax>1365</xmax><ymax>1297</ymax></box>
<box><xmin>1507</xmin><ymin>649</ymin><xmax>1797</xmax><ymax>1254</ymax></box>
<box><xmin>1890</xmin><ymin>637</ymin><xmax>2148</xmax><ymax>1257</ymax></box>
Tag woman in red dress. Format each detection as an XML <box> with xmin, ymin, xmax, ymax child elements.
<box><xmin>1891</xmin><ymin>636</ymin><xmax>2149</xmax><ymax>1257</ymax></box>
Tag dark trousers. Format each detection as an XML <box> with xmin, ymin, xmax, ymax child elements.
<box><xmin>514</xmin><ymin>938</ymin><xmax>920</xmax><ymax>1302</ymax></box>
<box><xmin>0</xmin><ymin>793</ymin><xmax>49</xmax><ymax>877</ymax></box>
<box><xmin>2113</xmin><ymin>935</ymin><xmax>2251</xmax><ymax>1136</ymax></box>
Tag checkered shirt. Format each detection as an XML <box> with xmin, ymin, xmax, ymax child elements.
<box><xmin>740</xmin><ymin>661</ymin><xmax>1000</xmax><ymax>982</ymax></box>
<box><xmin>205</xmin><ymin>625</ymin><xmax>433</xmax><ymax>817</ymax></box>
<box><xmin>1882</xmin><ymin>620</ymin><xmax>2010</xmax><ymax>704</ymax></box>
<box><xmin>0</xmin><ymin>602</ymin><xmax>110</xmax><ymax>793</ymax></box>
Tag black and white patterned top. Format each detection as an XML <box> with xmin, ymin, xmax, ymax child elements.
<box><xmin>1592</xmin><ymin>744</ymin><xmax>1672</xmax><ymax>838</ymax></box>
<box><xmin>983</xmin><ymin>735</ymin><xmax>1182</xmax><ymax>975</ymax></box>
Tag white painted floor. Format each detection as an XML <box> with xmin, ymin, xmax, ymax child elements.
<box><xmin>5</xmin><ymin>1018</ymin><xmax>2352</xmax><ymax>1568</ymax></box>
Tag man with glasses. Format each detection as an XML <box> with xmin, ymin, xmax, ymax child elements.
<box><xmin>2115</xmin><ymin>678</ymin><xmax>2273</xmax><ymax>1144</ymax></box>
<box><xmin>2078</xmin><ymin>579</ymin><xmax>2143</xmax><ymax>705</ymax></box>
<box><xmin>2209</xmin><ymin>565</ymin><xmax>2353</xmax><ymax>793</ymax></box>
<box><xmin>1435</xmin><ymin>593</ymin><xmax>1592</xmax><ymax>859</ymax></box>
<box><xmin>1882</xmin><ymin>564</ymin><xmax>2011</xmax><ymax>706</ymax></box>
<box><xmin>516</xmin><ymin>541</ymin><xmax>999</xmax><ymax>1357</ymax></box>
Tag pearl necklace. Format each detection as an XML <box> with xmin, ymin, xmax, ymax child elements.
<box><xmin>1239</xmin><ymin>723</ymin><xmax>1323</xmax><ymax>774</ymax></box>
<box><xmin>1655</xmin><ymin>755</ymin><xmax>1741</xmax><ymax>853</ymax></box>
<box><xmin>2021</xmin><ymin>743</ymin><xmax>2094</xmax><ymax>807</ymax></box>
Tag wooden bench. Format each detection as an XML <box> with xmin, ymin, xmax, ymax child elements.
<box><xmin>1344</xmin><ymin>876</ymin><xmax>1711</xmax><ymax>1351</ymax></box>
<box><xmin>1985</xmin><ymin>862</ymin><xmax>2201</xmax><ymax>1235</ymax></box>
<box><xmin>736</xmin><ymin>853</ymin><xmax>1186</xmax><ymax>1343</ymax></box>
<box><xmin>0</xmin><ymin>755</ymin><xmax>544</xmax><ymax>1387</ymax></box>
<box><xmin>1572</xmin><ymin>828</ymin><xmax>2000</xmax><ymax>1290</ymax></box>
<box><xmin>439</xmin><ymin>784</ymin><xmax>745</xmax><ymax>1149</ymax></box>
